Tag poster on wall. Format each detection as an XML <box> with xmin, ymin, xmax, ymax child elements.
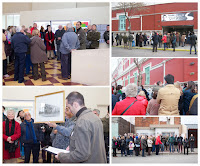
<box><xmin>161</xmin><ymin>12</ymin><xmax>194</xmax><ymax>22</ymax></box>
<box><xmin>35</xmin><ymin>91</ymin><xmax>65</xmax><ymax>123</ymax></box>
<box><xmin>51</xmin><ymin>21</ymin><xmax>71</xmax><ymax>33</ymax></box>
<box><xmin>72</xmin><ymin>20</ymin><xmax>90</xmax><ymax>29</ymax></box>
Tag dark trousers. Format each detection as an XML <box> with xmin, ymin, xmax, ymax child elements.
<box><xmin>61</xmin><ymin>53</ymin><xmax>71</xmax><ymax>78</ymax></box>
<box><xmin>184</xmin><ymin>146</ymin><xmax>188</xmax><ymax>155</ymax></box>
<box><xmin>113</xmin><ymin>148</ymin><xmax>116</xmax><ymax>157</ymax></box>
<box><xmin>148</xmin><ymin>147</ymin><xmax>152</xmax><ymax>155</ymax></box>
<box><xmin>24</xmin><ymin>143</ymin><xmax>40</xmax><ymax>163</ymax></box>
<box><xmin>190</xmin><ymin>142</ymin><xmax>194</xmax><ymax>152</ymax></box>
<box><xmin>3</xmin><ymin>59</ymin><xmax>7</xmax><ymax>75</ymax></box>
<box><xmin>135</xmin><ymin>147</ymin><xmax>139</xmax><ymax>156</ymax></box>
<box><xmin>57</xmin><ymin>44</ymin><xmax>61</xmax><ymax>60</ymax></box>
<box><xmin>172</xmin><ymin>43</ymin><xmax>175</xmax><ymax>51</ymax></box>
<box><xmin>41</xmin><ymin>143</ymin><xmax>51</xmax><ymax>163</ymax></box>
<box><xmin>164</xmin><ymin>43</ymin><xmax>167</xmax><ymax>50</ymax></box>
<box><xmin>25</xmin><ymin>54</ymin><xmax>33</xmax><ymax>74</ymax></box>
<box><xmin>155</xmin><ymin>145</ymin><xmax>159</xmax><ymax>155</ymax></box>
<box><xmin>153</xmin><ymin>43</ymin><xmax>157</xmax><ymax>52</ymax></box>
<box><xmin>190</xmin><ymin>44</ymin><xmax>197</xmax><ymax>54</ymax></box>
<box><xmin>142</xmin><ymin>149</ymin><xmax>145</xmax><ymax>156</ymax></box>
<box><xmin>14</xmin><ymin>53</ymin><xmax>26</xmax><ymax>83</ymax></box>
<box><xmin>121</xmin><ymin>147</ymin><xmax>125</xmax><ymax>156</ymax></box>
<box><xmin>152</xmin><ymin>145</ymin><xmax>155</xmax><ymax>152</ymax></box>
<box><xmin>33</xmin><ymin>62</ymin><xmax>46</xmax><ymax>80</ymax></box>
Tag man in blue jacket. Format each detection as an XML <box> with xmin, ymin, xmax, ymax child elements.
<box><xmin>59</xmin><ymin>23</ymin><xmax>80</xmax><ymax>80</ymax></box>
<box><xmin>11</xmin><ymin>26</ymin><xmax>31</xmax><ymax>83</ymax></box>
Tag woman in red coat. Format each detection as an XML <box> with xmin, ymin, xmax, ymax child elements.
<box><xmin>112</xmin><ymin>84</ymin><xmax>146</xmax><ymax>115</ymax></box>
<box><xmin>3</xmin><ymin>110</ymin><xmax>21</xmax><ymax>163</ymax></box>
<box><xmin>137</xmin><ymin>91</ymin><xmax>148</xmax><ymax>111</ymax></box>
<box><xmin>155</xmin><ymin>134</ymin><xmax>163</xmax><ymax>155</ymax></box>
<box><xmin>45</xmin><ymin>26</ymin><xmax>55</xmax><ymax>60</ymax></box>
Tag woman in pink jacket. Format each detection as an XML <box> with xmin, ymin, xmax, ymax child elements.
<box><xmin>137</xmin><ymin>91</ymin><xmax>148</xmax><ymax>113</ymax></box>
<box><xmin>162</xmin><ymin>33</ymin><xmax>167</xmax><ymax>51</ymax></box>
<box><xmin>155</xmin><ymin>134</ymin><xmax>163</xmax><ymax>155</ymax></box>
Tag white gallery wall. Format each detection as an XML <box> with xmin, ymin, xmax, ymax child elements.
<box><xmin>3</xmin><ymin>87</ymin><xmax>110</xmax><ymax>118</ymax></box>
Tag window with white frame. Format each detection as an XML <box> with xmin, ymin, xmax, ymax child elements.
<box><xmin>119</xmin><ymin>15</ymin><xmax>126</xmax><ymax>31</ymax></box>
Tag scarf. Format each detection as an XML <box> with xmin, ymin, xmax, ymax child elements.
<box><xmin>5</xmin><ymin>119</ymin><xmax>16</xmax><ymax>156</ymax></box>
<box><xmin>48</xmin><ymin>32</ymin><xmax>54</xmax><ymax>49</ymax></box>
<box><xmin>25</xmin><ymin>119</ymin><xmax>37</xmax><ymax>144</ymax></box>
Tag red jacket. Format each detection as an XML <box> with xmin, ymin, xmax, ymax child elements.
<box><xmin>162</xmin><ymin>35</ymin><xmax>167</xmax><ymax>43</ymax></box>
<box><xmin>136</xmin><ymin>95</ymin><xmax>148</xmax><ymax>110</ymax></box>
<box><xmin>3</xmin><ymin>120</ymin><xmax>21</xmax><ymax>160</ymax></box>
<box><xmin>155</xmin><ymin>136</ymin><xmax>162</xmax><ymax>145</ymax></box>
<box><xmin>112</xmin><ymin>97</ymin><xmax>146</xmax><ymax>115</ymax></box>
<box><xmin>45</xmin><ymin>32</ymin><xmax>55</xmax><ymax>50</ymax></box>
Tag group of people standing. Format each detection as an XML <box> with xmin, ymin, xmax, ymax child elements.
<box><xmin>3</xmin><ymin>92</ymin><xmax>108</xmax><ymax>163</ymax></box>
<box><xmin>112</xmin><ymin>133</ymin><xmax>196</xmax><ymax>157</ymax></box>
<box><xmin>2</xmin><ymin>22</ymin><xmax>109</xmax><ymax>83</ymax></box>
<box><xmin>113</xmin><ymin>31</ymin><xmax>197</xmax><ymax>54</ymax></box>
<box><xmin>112</xmin><ymin>74</ymin><xmax>198</xmax><ymax>115</ymax></box>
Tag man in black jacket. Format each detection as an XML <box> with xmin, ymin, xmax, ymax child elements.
<box><xmin>55</xmin><ymin>25</ymin><xmax>65</xmax><ymax>60</ymax></box>
<box><xmin>190</xmin><ymin>32</ymin><xmax>197</xmax><ymax>54</ymax></box>
<box><xmin>152</xmin><ymin>32</ymin><xmax>158</xmax><ymax>52</ymax></box>
<box><xmin>189</xmin><ymin>134</ymin><xmax>195</xmax><ymax>152</ymax></box>
<box><xmin>104</xmin><ymin>25</ymin><xmax>109</xmax><ymax>45</ymax></box>
<box><xmin>11</xmin><ymin>26</ymin><xmax>31</xmax><ymax>83</ymax></box>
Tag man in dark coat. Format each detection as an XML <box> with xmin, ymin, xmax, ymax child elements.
<box><xmin>189</xmin><ymin>134</ymin><xmax>195</xmax><ymax>152</ymax></box>
<box><xmin>136</xmin><ymin>33</ymin><xmax>139</xmax><ymax>46</ymax></box>
<box><xmin>104</xmin><ymin>25</ymin><xmax>109</xmax><ymax>45</ymax></box>
<box><xmin>76</xmin><ymin>21</ymin><xmax>86</xmax><ymax>50</ymax></box>
<box><xmin>190</xmin><ymin>32</ymin><xmax>197</xmax><ymax>54</ymax></box>
<box><xmin>152</xmin><ymin>32</ymin><xmax>158</xmax><ymax>52</ymax></box>
<box><xmin>87</xmin><ymin>24</ymin><xmax>100</xmax><ymax>49</ymax></box>
<box><xmin>11</xmin><ymin>26</ymin><xmax>31</xmax><ymax>83</ymax></box>
<box><xmin>119</xmin><ymin>33</ymin><xmax>123</xmax><ymax>45</ymax></box>
<box><xmin>55</xmin><ymin>25</ymin><xmax>65</xmax><ymax>60</ymax></box>
<box><xmin>115</xmin><ymin>33</ymin><xmax>119</xmax><ymax>46</ymax></box>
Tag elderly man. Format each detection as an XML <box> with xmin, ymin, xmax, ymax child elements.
<box><xmin>157</xmin><ymin>74</ymin><xmax>180</xmax><ymax>115</ymax></box>
<box><xmin>76</xmin><ymin>21</ymin><xmax>86</xmax><ymax>50</ymax></box>
<box><xmin>55</xmin><ymin>91</ymin><xmax>106</xmax><ymax>163</ymax></box>
<box><xmin>20</xmin><ymin>112</ymin><xmax>43</xmax><ymax>163</ymax></box>
<box><xmin>55</xmin><ymin>25</ymin><xmax>65</xmax><ymax>60</ymax></box>
<box><xmin>93</xmin><ymin>109</ymin><xmax>100</xmax><ymax>117</ymax></box>
<box><xmin>59</xmin><ymin>23</ymin><xmax>80</xmax><ymax>80</ymax></box>
<box><xmin>112</xmin><ymin>83</ymin><xmax>146</xmax><ymax>115</ymax></box>
<box><xmin>87</xmin><ymin>24</ymin><xmax>101</xmax><ymax>49</ymax></box>
<box><xmin>11</xmin><ymin>26</ymin><xmax>31</xmax><ymax>83</ymax></box>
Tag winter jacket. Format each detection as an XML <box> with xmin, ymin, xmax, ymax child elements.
<box><xmin>141</xmin><ymin>139</ymin><xmax>147</xmax><ymax>149</ymax></box>
<box><xmin>155</xmin><ymin>136</ymin><xmax>162</xmax><ymax>145</ymax></box>
<box><xmin>157</xmin><ymin>84</ymin><xmax>180</xmax><ymax>115</ymax></box>
<box><xmin>162</xmin><ymin>35</ymin><xmax>167</xmax><ymax>43</ymax></box>
<box><xmin>60</xmin><ymin>28</ymin><xmax>80</xmax><ymax>55</ymax></box>
<box><xmin>45</xmin><ymin>32</ymin><xmax>55</xmax><ymax>50</ymax></box>
<box><xmin>177</xmin><ymin>136</ymin><xmax>183</xmax><ymax>144</ymax></box>
<box><xmin>183</xmin><ymin>89</ymin><xmax>197</xmax><ymax>114</ymax></box>
<box><xmin>3</xmin><ymin>120</ymin><xmax>21</xmax><ymax>160</ymax></box>
<box><xmin>136</xmin><ymin>95</ymin><xmax>148</xmax><ymax>110</ymax></box>
<box><xmin>87</xmin><ymin>30</ymin><xmax>100</xmax><ymax>49</ymax></box>
<box><xmin>55</xmin><ymin>29</ymin><xmax>65</xmax><ymax>45</ymax></box>
<box><xmin>112</xmin><ymin>140</ymin><xmax>118</xmax><ymax>149</ymax></box>
<box><xmin>30</xmin><ymin>35</ymin><xmax>48</xmax><ymax>64</ymax></box>
<box><xmin>11</xmin><ymin>32</ymin><xmax>31</xmax><ymax>53</ymax></box>
<box><xmin>168</xmin><ymin>136</ymin><xmax>175</xmax><ymax>144</ymax></box>
<box><xmin>190</xmin><ymin>34</ymin><xmax>197</xmax><ymax>45</ymax></box>
<box><xmin>189</xmin><ymin>95</ymin><xmax>198</xmax><ymax>115</ymax></box>
<box><xmin>112</xmin><ymin>97</ymin><xmax>146</xmax><ymax>115</ymax></box>
<box><xmin>146</xmin><ymin>99</ymin><xmax>160</xmax><ymax>115</ymax></box>
<box><xmin>147</xmin><ymin>139</ymin><xmax>153</xmax><ymax>147</ymax></box>
<box><xmin>2</xmin><ymin>33</ymin><xmax>6</xmax><ymax>60</ymax></box>
<box><xmin>76</xmin><ymin>27</ymin><xmax>86</xmax><ymax>50</ymax></box>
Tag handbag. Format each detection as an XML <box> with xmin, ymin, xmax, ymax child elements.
<box><xmin>121</xmin><ymin>99</ymin><xmax>137</xmax><ymax>115</ymax></box>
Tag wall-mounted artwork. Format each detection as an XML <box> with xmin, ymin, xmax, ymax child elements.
<box><xmin>35</xmin><ymin>91</ymin><xmax>65</xmax><ymax>123</ymax></box>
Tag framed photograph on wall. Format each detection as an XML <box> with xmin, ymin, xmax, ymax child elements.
<box><xmin>35</xmin><ymin>91</ymin><xmax>65</xmax><ymax>123</ymax></box>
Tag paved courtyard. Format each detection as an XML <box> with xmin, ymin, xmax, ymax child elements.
<box><xmin>112</xmin><ymin>46</ymin><xmax>198</xmax><ymax>57</ymax></box>
<box><xmin>112</xmin><ymin>153</ymin><xmax>198</xmax><ymax>163</ymax></box>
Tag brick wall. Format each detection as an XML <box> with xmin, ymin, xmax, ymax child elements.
<box><xmin>118</xmin><ymin>118</ymin><xmax>135</xmax><ymax>135</ymax></box>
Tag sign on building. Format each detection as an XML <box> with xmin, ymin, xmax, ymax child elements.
<box><xmin>161</xmin><ymin>12</ymin><xmax>194</xmax><ymax>22</ymax></box>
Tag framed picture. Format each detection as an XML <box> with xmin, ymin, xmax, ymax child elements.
<box><xmin>35</xmin><ymin>91</ymin><xmax>65</xmax><ymax>123</ymax></box>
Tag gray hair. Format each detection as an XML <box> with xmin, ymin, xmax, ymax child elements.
<box><xmin>125</xmin><ymin>83</ymin><xmax>138</xmax><ymax>97</ymax></box>
<box><xmin>93</xmin><ymin>109</ymin><xmax>100</xmax><ymax>115</ymax></box>
<box><xmin>16</xmin><ymin>26</ymin><xmax>22</xmax><ymax>32</ymax></box>
<box><xmin>66</xmin><ymin>23</ymin><xmax>73</xmax><ymax>29</ymax></box>
<box><xmin>6</xmin><ymin>110</ymin><xmax>15</xmax><ymax>115</ymax></box>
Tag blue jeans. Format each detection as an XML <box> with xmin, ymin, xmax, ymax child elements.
<box><xmin>132</xmin><ymin>41</ymin><xmax>135</xmax><ymax>47</ymax></box>
<box><xmin>152</xmin><ymin>145</ymin><xmax>155</xmax><ymax>152</ymax></box>
<box><xmin>61</xmin><ymin>53</ymin><xmax>71</xmax><ymax>78</ymax></box>
<box><xmin>25</xmin><ymin>54</ymin><xmax>33</xmax><ymax>74</ymax></box>
<box><xmin>164</xmin><ymin>43</ymin><xmax>167</xmax><ymax>50</ymax></box>
<box><xmin>142</xmin><ymin>149</ymin><xmax>145</xmax><ymax>156</ymax></box>
<box><xmin>20</xmin><ymin>142</ymin><xmax>24</xmax><ymax>157</ymax></box>
<box><xmin>169</xmin><ymin>143</ymin><xmax>174</xmax><ymax>152</ymax></box>
<box><xmin>190</xmin><ymin>44</ymin><xmax>197</xmax><ymax>54</ymax></box>
<box><xmin>161</xmin><ymin>143</ymin><xmax>164</xmax><ymax>152</ymax></box>
<box><xmin>121</xmin><ymin>147</ymin><xmax>126</xmax><ymax>156</ymax></box>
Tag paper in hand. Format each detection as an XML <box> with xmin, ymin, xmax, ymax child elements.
<box><xmin>45</xmin><ymin>146</ymin><xmax>70</xmax><ymax>155</ymax></box>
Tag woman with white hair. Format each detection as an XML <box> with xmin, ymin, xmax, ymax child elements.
<box><xmin>3</xmin><ymin>110</ymin><xmax>21</xmax><ymax>163</ymax></box>
<box><xmin>137</xmin><ymin>90</ymin><xmax>148</xmax><ymax>112</ymax></box>
<box><xmin>112</xmin><ymin>83</ymin><xmax>146</xmax><ymax>115</ymax></box>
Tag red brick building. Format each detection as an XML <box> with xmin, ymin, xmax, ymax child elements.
<box><xmin>112</xmin><ymin>58</ymin><xmax>198</xmax><ymax>87</ymax></box>
<box><xmin>112</xmin><ymin>3</ymin><xmax>198</xmax><ymax>34</ymax></box>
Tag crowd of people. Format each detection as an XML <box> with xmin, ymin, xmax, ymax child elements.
<box><xmin>112</xmin><ymin>133</ymin><xmax>196</xmax><ymax>157</ymax></box>
<box><xmin>112</xmin><ymin>31</ymin><xmax>197</xmax><ymax>54</ymax></box>
<box><xmin>112</xmin><ymin>74</ymin><xmax>198</xmax><ymax>115</ymax></box>
<box><xmin>2</xmin><ymin>92</ymin><xmax>109</xmax><ymax>163</ymax></box>
<box><xmin>2</xmin><ymin>23</ymin><xmax>110</xmax><ymax>83</ymax></box>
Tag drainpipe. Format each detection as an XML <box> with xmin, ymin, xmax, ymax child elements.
<box><xmin>140</xmin><ymin>15</ymin><xmax>142</xmax><ymax>32</ymax></box>
<box><xmin>163</xmin><ymin>60</ymin><xmax>166</xmax><ymax>84</ymax></box>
